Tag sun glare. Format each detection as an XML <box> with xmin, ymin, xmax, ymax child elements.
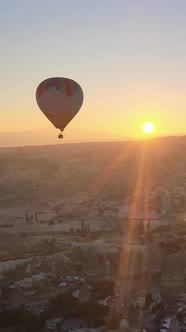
<box><xmin>143</xmin><ymin>121</ymin><xmax>154</xmax><ymax>134</ymax></box>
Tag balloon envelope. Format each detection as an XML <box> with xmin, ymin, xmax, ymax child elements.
<box><xmin>36</xmin><ymin>77</ymin><xmax>83</xmax><ymax>132</ymax></box>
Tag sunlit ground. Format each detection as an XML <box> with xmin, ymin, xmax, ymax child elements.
<box><xmin>88</xmin><ymin>139</ymin><xmax>151</xmax><ymax>328</ymax></box>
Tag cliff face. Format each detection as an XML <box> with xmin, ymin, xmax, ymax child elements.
<box><xmin>119</xmin><ymin>248</ymin><xmax>146</xmax><ymax>278</ymax></box>
<box><xmin>155</xmin><ymin>188</ymin><xmax>186</xmax><ymax>216</ymax></box>
<box><xmin>78</xmin><ymin>244</ymin><xmax>148</xmax><ymax>279</ymax></box>
<box><xmin>179</xmin><ymin>251</ymin><xmax>186</xmax><ymax>280</ymax></box>
<box><xmin>78</xmin><ymin>283</ymin><xmax>90</xmax><ymax>302</ymax></box>
<box><xmin>1</xmin><ymin>243</ymin><xmax>186</xmax><ymax>295</ymax></box>
<box><xmin>145</xmin><ymin>245</ymin><xmax>162</xmax><ymax>277</ymax></box>
<box><xmin>82</xmin><ymin>247</ymin><xmax>112</xmax><ymax>277</ymax></box>
<box><xmin>77</xmin><ymin>244</ymin><xmax>186</xmax><ymax>292</ymax></box>
<box><xmin>169</xmin><ymin>315</ymin><xmax>181</xmax><ymax>332</ymax></box>
<box><xmin>161</xmin><ymin>254</ymin><xmax>185</xmax><ymax>291</ymax></box>
<box><xmin>83</xmin><ymin>247</ymin><xmax>105</xmax><ymax>277</ymax></box>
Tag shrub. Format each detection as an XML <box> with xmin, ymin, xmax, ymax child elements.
<box><xmin>47</xmin><ymin>219</ymin><xmax>55</xmax><ymax>225</ymax></box>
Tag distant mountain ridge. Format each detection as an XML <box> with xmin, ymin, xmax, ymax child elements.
<box><xmin>0</xmin><ymin>126</ymin><xmax>128</xmax><ymax>148</ymax></box>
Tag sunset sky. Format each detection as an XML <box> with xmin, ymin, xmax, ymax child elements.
<box><xmin>1</xmin><ymin>0</ymin><xmax>186</xmax><ymax>146</ymax></box>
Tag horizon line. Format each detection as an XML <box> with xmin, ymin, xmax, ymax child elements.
<box><xmin>0</xmin><ymin>134</ymin><xmax>186</xmax><ymax>150</ymax></box>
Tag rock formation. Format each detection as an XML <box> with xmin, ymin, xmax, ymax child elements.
<box><xmin>78</xmin><ymin>282</ymin><xmax>90</xmax><ymax>302</ymax></box>
<box><xmin>179</xmin><ymin>251</ymin><xmax>186</xmax><ymax>280</ymax></box>
<box><xmin>119</xmin><ymin>318</ymin><xmax>131</xmax><ymax>332</ymax></box>
<box><xmin>83</xmin><ymin>247</ymin><xmax>110</xmax><ymax>277</ymax></box>
<box><xmin>119</xmin><ymin>247</ymin><xmax>146</xmax><ymax>278</ymax></box>
<box><xmin>145</xmin><ymin>245</ymin><xmax>162</xmax><ymax>277</ymax></box>
<box><xmin>169</xmin><ymin>314</ymin><xmax>181</xmax><ymax>332</ymax></box>
<box><xmin>161</xmin><ymin>254</ymin><xmax>184</xmax><ymax>291</ymax></box>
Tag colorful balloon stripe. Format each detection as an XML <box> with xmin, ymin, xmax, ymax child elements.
<box><xmin>37</xmin><ymin>77</ymin><xmax>79</xmax><ymax>98</ymax></box>
<box><xmin>64</xmin><ymin>78</ymin><xmax>71</xmax><ymax>97</ymax></box>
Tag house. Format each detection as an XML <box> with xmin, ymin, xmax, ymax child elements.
<box><xmin>160</xmin><ymin>316</ymin><xmax>181</xmax><ymax>332</ymax></box>
<box><xmin>45</xmin><ymin>317</ymin><xmax>63</xmax><ymax>331</ymax></box>
<box><xmin>99</xmin><ymin>296</ymin><xmax>112</xmax><ymax>306</ymax></box>
<box><xmin>161</xmin><ymin>318</ymin><xmax>171</xmax><ymax>329</ymax></box>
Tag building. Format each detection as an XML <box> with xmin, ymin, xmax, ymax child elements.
<box><xmin>119</xmin><ymin>319</ymin><xmax>131</xmax><ymax>332</ymax></box>
<box><xmin>45</xmin><ymin>317</ymin><xmax>63</xmax><ymax>331</ymax></box>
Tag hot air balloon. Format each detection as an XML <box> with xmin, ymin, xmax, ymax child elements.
<box><xmin>36</xmin><ymin>77</ymin><xmax>84</xmax><ymax>138</ymax></box>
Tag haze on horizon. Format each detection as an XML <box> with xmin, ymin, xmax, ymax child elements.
<box><xmin>1</xmin><ymin>0</ymin><xmax>186</xmax><ymax>147</ymax></box>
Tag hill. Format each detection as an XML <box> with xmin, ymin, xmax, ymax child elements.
<box><xmin>0</xmin><ymin>136</ymin><xmax>185</xmax><ymax>207</ymax></box>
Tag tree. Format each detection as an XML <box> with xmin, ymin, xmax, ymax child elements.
<box><xmin>0</xmin><ymin>307</ymin><xmax>42</xmax><ymax>331</ymax></box>
<box><xmin>144</xmin><ymin>292</ymin><xmax>152</xmax><ymax>309</ymax></box>
<box><xmin>47</xmin><ymin>219</ymin><xmax>55</xmax><ymax>225</ymax></box>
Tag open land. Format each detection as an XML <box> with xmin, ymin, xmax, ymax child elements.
<box><xmin>0</xmin><ymin>137</ymin><xmax>186</xmax><ymax>331</ymax></box>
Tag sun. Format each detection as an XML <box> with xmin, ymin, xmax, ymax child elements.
<box><xmin>143</xmin><ymin>121</ymin><xmax>155</xmax><ymax>134</ymax></box>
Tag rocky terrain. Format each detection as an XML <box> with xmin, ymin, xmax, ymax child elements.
<box><xmin>0</xmin><ymin>136</ymin><xmax>186</xmax><ymax>307</ymax></box>
<box><xmin>0</xmin><ymin>136</ymin><xmax>185</xmax><ymax>206</ymax></box>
